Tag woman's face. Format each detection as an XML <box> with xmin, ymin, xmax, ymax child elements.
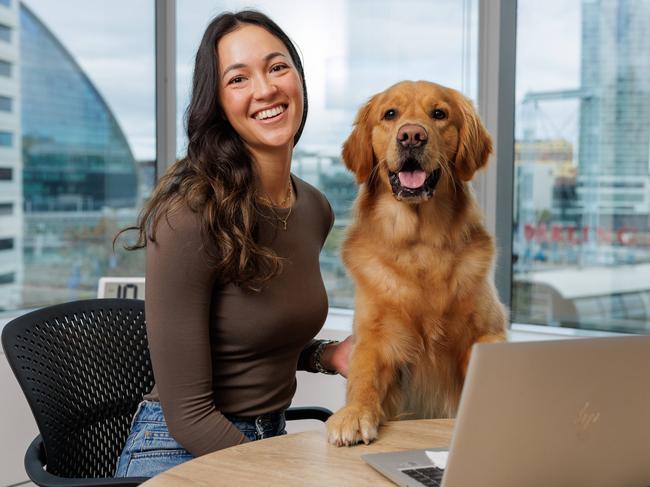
<box><xmin>217</xmin><ymin>24</ymin><xmax>304</xmax><ymax>153</ymax></box>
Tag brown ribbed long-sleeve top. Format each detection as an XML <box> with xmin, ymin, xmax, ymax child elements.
<box><xmin>143</xmin><ymin>175</ymin><xmax>334</xmax><ymax>457</ymax></box>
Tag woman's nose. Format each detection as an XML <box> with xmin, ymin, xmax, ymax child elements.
<box><xmin>253</xmin><ymin>74</ymin><xmax>277</xmax><ymax>100</ymax></box>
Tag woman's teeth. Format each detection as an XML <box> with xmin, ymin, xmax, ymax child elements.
<box><xmin>255</xmin><ymin>105</ymin><xmax>285</xmax><ymax>120</ymax></box>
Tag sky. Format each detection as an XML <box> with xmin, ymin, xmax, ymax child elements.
<box><xmin>22</xmin><ymin>0</ymin><xmax>582</xmax><ymax>161</ymax></box>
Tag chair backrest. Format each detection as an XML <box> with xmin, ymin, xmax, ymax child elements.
<box><xmin>1</xmin><ymin>299</ymin><xmax>154</xmax><ymax>478</ymax></box>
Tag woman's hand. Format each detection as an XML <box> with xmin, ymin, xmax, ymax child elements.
<box><xmin>321</xmin><ymin>336</ymin><xmax>353</xmax><ymax>378</ymax></box>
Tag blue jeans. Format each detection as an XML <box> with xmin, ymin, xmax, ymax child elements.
<box><xmin>114</xmin><ymin>400</ymin><xmax>286</xmax><ymax>478</ymax></box>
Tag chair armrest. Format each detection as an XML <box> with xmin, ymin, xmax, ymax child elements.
<box><xmin>285</xmin><ymin>406</ymin><xmax>333</xmax><ymax>422</ymax></box>
<box><xmin>24</xmin><ymin>436</ymin><xmax>149</xmax><ymax>487</ymax></box>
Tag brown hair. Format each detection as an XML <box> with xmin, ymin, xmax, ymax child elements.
<box><xmin>114</xmin><ymin>10</ymin><xmax>308</xmax><ymax>292</ymax></box>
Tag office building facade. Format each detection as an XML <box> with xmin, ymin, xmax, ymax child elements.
<box><xmin>578</xmin><ymin>0</ymin><xmax>650</xmax><ymax>230</ymax></box>
<box><xmin>0</xmin><ymin>0</ymin><xmax>22</xmax><ymax>311</ymax></box>
<box><xmin>0</xmin><ymin>0</ymin><xmax>140</xmax><ymax>310</ymax></box>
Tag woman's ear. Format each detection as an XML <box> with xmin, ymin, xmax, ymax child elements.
<box><xmin>342</xmin><ymin>96</ymin><xmax>377</xmax><ymax>184</ymax></box>
<box><xmin>454</xmin><ymin>95</ymin><xmax>493</xmax><ymax>182</ymax></box>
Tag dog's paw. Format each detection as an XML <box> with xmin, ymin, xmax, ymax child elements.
<box><xmin>326</xmin><ymin>405</ymin><xmax>379</xmax><ymax>447</ymax></box>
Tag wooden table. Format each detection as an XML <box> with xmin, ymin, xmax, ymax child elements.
<box><xmin>142</xmin><ymin>419</ymin><xmax>454</xmax><ymax>486</ymax></box>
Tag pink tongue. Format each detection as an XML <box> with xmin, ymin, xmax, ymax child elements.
<box><xmin>398</xmin><ymin>170</ymin><xmax>427</xmax><ymax>189</ymax></box>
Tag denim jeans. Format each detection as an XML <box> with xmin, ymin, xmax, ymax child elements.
<box><xmin>114</xmin><ymin>400</ymin><xmax>286</xmax><ymax>478</ymax></box>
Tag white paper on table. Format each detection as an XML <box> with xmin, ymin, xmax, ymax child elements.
<box><xmin>425</xmin><ymin>450</ymin><xmax>449</xmax><ymax>469</ymax></box>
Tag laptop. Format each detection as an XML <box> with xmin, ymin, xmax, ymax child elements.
<box><xmin>363</xmin><ymin>336</ymin><xmax>650</xmax><ymax>487</ymax></box>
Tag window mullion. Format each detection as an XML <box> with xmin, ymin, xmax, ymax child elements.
<box><xmin>155</xmin><ymin>0</ymin><xmax>176</xmax><ymax>180</ymax></box>
<box><xmin>476</xmin><ymin>0</ymin><xmax>517</xmax><ymax>310</ymax></box>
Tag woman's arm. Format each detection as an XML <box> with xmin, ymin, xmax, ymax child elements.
<box><xmin>145</xmin><ymin>206</ymin><xmax>248</xmax><ymax>457</ymax></box>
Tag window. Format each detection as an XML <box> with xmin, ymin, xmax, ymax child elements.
<box><xmin>0</xmin><ymin>167</ymin><xmax>11</xmax><ymax>180</ymax></box>
<box><xmin>0</xmin><ymin>0</ymin><xmax>156</xmax><ymax>312</ymax></box>
<box><xmin>0</xmin><ymin>95</ymin><xmax>12</xmax><ymax>112</ymax></box>
<box><xmin>0</xmin><ymin>24</ymin><xmax>10</xmax><ymax>42</ymax></box>
<box><xmin>0</xmin><ymin>131</ymin><xmax>12</xmax><ymax>147</ymax></box>
<box><xmin>0</xmin><ymin>238</ymin><xmax>13</xmax><ymax>251</ymax></box>
<box><xmin>0</xmin><ymin>60</ymin><xmax>11</xmax><ymax>77</ymax></box>
<box><xmin>0</xmin><ymin>272</ymin><xmax>15</xmax><ymax>285</ymax></box>
<box><xmin>512</xmin><ymin>0</ymin><xmax>650</xmax><ymax>334</ymax></box>
<box><xmin>0</xmin><ymin>202</ymin><xmax>13</xmax><ymax>215</ymax></box>
<box><xmin>177</xmin><ymin>0</ymin><xmax>478</xmax><ymax>308</ymax></box>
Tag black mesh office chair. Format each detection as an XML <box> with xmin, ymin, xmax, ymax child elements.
<box><xmin>1</xmin><ymin>299</ymin><xmax>332</xmax><ymax>487</ymax></box>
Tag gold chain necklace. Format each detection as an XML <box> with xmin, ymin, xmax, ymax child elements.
<box><xmin>259</xmin><ymin>179</ymin><xmax>293</xmax><ymax>230</ymax></box>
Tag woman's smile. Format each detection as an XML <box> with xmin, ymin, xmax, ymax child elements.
<box><xmin>252</xmin><ymin>103</ymin><xmax>288</xmax><ymax>122</ymax></box>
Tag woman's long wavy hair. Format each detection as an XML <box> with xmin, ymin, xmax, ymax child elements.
<box><xmin>114</xmin><ymin>10</ymin><xmax>308</xmax><ymax>292</ymax></box>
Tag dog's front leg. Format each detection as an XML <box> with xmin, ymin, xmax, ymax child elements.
<box><xmin>326</xmin><ymin>324</ymin><xmax>403</xmax><ymax>446</ymax></box>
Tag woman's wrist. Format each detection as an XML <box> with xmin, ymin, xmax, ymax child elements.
<box><xmin>311</xmin><ymin>340</ymin><xmax>339</xmax><ymax>374</ymax></box>
<box><xmin>319</xmin><ymin>341</ymin><xmax>340</xmax><ymax>373</ymax></box>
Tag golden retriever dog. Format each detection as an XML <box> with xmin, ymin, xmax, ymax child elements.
<box><xmin>326</xmin><ymin>81</ymin><xmax>508</xmax><ymax>447</ymax></box>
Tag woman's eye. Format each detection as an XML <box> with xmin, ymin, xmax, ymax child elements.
<box><xmin>383</xmin><ymin>109</ymin><xmax>397</xmax><ymax>120</ymax></box>
<box><xmin>432</xmin><ymin>108</ymin><xmax>447</xmax><ymax>120</ymax></box>
<box><xmin>228</xmin><ymin>76</ymin><xmax>245</xmax><ymax>85</ymax></box>
<box><xmin>271</xmin><ymin>64</ymin><xmax>288</xmax><ymax>73</ymax></box>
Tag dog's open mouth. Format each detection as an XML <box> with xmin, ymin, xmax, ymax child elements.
<box><xmin>388</xmin><ymin>158</ymin><xmax>441</xmax><ymax>201</ymax></box>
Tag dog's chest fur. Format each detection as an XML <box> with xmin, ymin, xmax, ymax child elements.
<box><xmin>398</xmin><ymin>350</ymin><xmax>463</xmax><ymax>419</ymax></box>
<box><xmin>346</xmin><ymin>191</ymin><xmax>483</xmax><ymax>419</ymax></box>
<box><xmin>346</xmin><ymin>199</ymin><xmax>467</xmax><ymax>316</ymax></box>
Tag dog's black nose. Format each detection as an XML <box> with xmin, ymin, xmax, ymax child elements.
<box><xmin>397</xmin><ymin>124</ymin><xmax>428</xmax><ymax>148</ymax></box>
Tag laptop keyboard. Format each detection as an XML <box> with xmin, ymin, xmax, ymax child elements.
<box><xmin>401</xmin><ymin>466</ymin><xmax>445</xmax><ymax>486</ymax></box>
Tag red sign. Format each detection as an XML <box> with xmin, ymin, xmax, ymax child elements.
<box><xmin>523</xmin><ymin>224</ymin><xmax>638</xmax><ymax>246</ymax></box>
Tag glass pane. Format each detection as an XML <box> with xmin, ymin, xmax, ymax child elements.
<box><xmin>0</xmin><ymin>1</ymin><xmax>155</xmax><ymax>312</ymax></box>
<box><xmin>177</xmin><ymin>0</ymin><xmax>478</xmax><ymax>308</ymax></box>
<box><xmin>0</xmin><ymin>59</ymin><xmax>11</xmax><ymax>77</ymax></box>
<box><xmin>0</xmin><ymin>94</ymin><xmax>12</xmax><ymax>111</ymax></box>
<box><xmin>0</xmin><ymin>130</ymin><xmax>12</xmax><ymax>146</ymax></box>
<box><xmin>0</xmin><ymin>24</ymin><xmax>11</xmax><ymax>42</ymax></box>
<box><xmin>513</xmin><ymin>0</ymin><xmax>650</xmax><ymax>333</ymax></box>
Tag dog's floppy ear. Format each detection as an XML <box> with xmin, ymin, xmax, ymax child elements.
<box><xmin>342</xmin><ymin>96</ymin><xmax>377</xmax><ymax>184</ymax></box>
<box><xmin>454</xmin><ymin>96</ymin><xmax>493</xmax><ymax>181</ymax></box>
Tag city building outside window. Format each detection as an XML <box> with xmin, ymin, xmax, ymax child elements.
<box><xmin>0</xmin><ymin>0</ymin><xmax>155</xmax><ymax>313</ymax></box>
<box><xmin>512</xmin><ymin>0</ymin><xmax>650</xmax><ymax>334</ymax></box>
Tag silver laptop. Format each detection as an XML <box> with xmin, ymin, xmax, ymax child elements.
<box><xmin>363</xmin><ymin>336</ymin><xmax>650</xmax><ymax>487</ymax></box>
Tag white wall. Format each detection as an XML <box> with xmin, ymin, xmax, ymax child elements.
<box><xmin>0</xmin><ymin>352</ymin><xmax>39</xmax><ymax>487</ymax></box>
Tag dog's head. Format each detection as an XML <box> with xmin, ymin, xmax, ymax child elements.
<box><xmin>342</xmin><ymin>81</ymin><xmax>492</xmax><ymax>203</ymax></box>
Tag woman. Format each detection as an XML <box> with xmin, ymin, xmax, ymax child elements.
<box><xmin>114</xmin><ymin>10</ymin><xmax>351</xmax><ymax>477</ymax></box>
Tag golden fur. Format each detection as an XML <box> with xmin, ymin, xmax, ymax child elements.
<box><xmin>326</xmin><ymin>81</ymin><xmax>508</xmax><ymax>446</ymax></box>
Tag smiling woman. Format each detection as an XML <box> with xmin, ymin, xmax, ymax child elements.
<box><xmin>112</xmin><ymin>10</ymin><xmax>352</xmax><ymax>479</ymax></box>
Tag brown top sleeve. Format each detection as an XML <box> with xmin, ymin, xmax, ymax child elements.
<box><xmin>145</xmin><ymin>205</ymin><xmax>249</xmax><ymax>457</ymax></box>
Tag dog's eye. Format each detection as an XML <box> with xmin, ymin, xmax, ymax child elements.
<box><xmin>432</xmin><ymin>109</ymin><xmax>447</xmax><ymax>120</ymax></box>
<box><xmin>383</xmin><ymin>109</ymin><xmax>397</xmax><ymax>120</ymax></box>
